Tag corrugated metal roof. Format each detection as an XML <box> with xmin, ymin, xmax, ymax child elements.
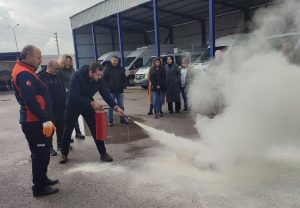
<box><xmin>70</xmin><ymin>0</ymin><xmax>151</xmax><ymax>29</ymax></box>
<box><xmin>71</xmin><ymin>0</ymin><xmax>275</xmax><ymax>31</ymax></box>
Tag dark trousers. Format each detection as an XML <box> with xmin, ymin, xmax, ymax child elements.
<box><xmin>180</xmin><ymin>87</ymin><xmax>188</xmax><ymax>110</ymax></box>
<box><xmin>149</xmin><ymin>104</ymin><xmax>153</xmax><ymax>113</ymax></box>
<box><xmin>52</xmin><ymin>110</ymin><xmax>64</xmax><ymax>148</ymax></box>
<box><xmin>61</xmin><ymin>107</ymin><xmax>106</xmax><ymax>156</ymax></box>
<box><xmin>21</xmin><ymin>122</ymin><xmax>51</xmax><ymax>192</ymax></box>
<box><xmin>168</xmin><ymin>101</ymin><xmax>181</xmax><ymax>112</ymax></box>
<box><xmin>74</xmin><ymin>121</ymin><xmax>81</xmax><ymax>134</ymax></box>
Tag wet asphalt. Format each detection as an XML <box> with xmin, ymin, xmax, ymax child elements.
<box><xmin>1</xmin><ymin>87</ymin><xmax>299</xmax><ymax>208</ymax></box>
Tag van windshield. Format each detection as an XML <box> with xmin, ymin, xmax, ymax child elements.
<box><xmin>195</xmin><ymin>46</ymin><xmax>227</xmax><ymax>63</ymax></box>
<box><xmin>145</xmin><ymin>57</ymin><xmax>156</xmax><ymax>67</ymax></box>
<box><xmin>125</xmin><ymin>57</ymin><xmax>136</xmax><ymax>67</ymax></box>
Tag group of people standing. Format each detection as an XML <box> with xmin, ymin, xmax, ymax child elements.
<box><xmin>147</xmin><ymin>55</ymin><xmax>193</xmax><ymax>118</ymax></box>
<box><xmin>11</xmin><ymin>45</ymin><xmax>124</xmax><ymax>197</ymax></box>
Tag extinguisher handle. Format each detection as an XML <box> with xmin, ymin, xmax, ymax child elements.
<box><xmin>121</xmin><ymin>115</ymin><xmax>129</xmax><ymax>123</ymax></box>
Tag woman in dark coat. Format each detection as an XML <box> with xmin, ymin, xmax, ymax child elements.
<box><xmin>149</xmin><ymin>58</ymin><xmax>166</xmax><ymax>118</ymax></box>
<box><xmin>165</xmin><ymin>55</ymin><xmax>181</xmax><ymax>113</ymax></box>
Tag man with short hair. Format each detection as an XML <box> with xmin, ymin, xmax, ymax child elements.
<box><xmin>60</xmin><ymin>62</ymin><xmax>124</xmax><ymax>164</ymax></box>
<box><xmin>11</xmin><ymin>45</ymin><xmax>59</xmax><ymax>197</ymax></box>
<box><xmin>38</xmin><ymin>60</ymin><xmax>66</xmax><ymax>155</ymax></box>
<box><xmin>103</xmin><ymin>55</ymin><xmax>127</xmax><ymax>126</ymax></box>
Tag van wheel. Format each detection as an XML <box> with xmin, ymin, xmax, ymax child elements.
<box><xmin>127</xmin><ymin>76</ymin><xmax>135</xmax><ymax>86</ymax></box>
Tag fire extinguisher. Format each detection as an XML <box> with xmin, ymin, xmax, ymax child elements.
<box><xmin>95</xmin><ymin>111</ymin><xmax>108</xmax><ymax>141</ymax></box>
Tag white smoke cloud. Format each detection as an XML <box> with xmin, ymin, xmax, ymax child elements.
<box><xmin>189</xmin><ymin>0</ymin><xmax>300</xmax><ymax>171</ymax></box>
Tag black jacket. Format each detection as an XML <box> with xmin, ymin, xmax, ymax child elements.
<box><xmin>38</xmin><ymin>70</ymin><xmax>66</xmax><ymax>112</ymax></box>
<box><xmin>149</xmin><ymin>67</ymin><xmax>166</xmax><ymax>92</ymax></box>
<box><xmin>103</xmin><ymin>63</ymin><xmax>126</xmax><ymax>93</ymax></box>
<box><xmin>66</xmin><ymin>65</ymin><xmax>117</xmax><ymax>110</ymax></box>
<box><xmin>58</xmin><ymin>67</ymin><xmax>74</xmax><ymax>90</ymax></box>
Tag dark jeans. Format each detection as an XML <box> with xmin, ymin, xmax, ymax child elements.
<box><xmin>52</xmin><ymin>110</ymin><xmax>64</xmax><ymax>148</ymax></box>
<box><xmin>74</xmin><ymin>121</ymin><xmax>81</xmax><ymax>134</ymax></box>
<box><xmin>181</xmin><ymin>87</ymin><xmax>188</xmax><ymax>110</ymax></box>
<box><xmin>21</xmin><ymin>122</ymin><xmax>51</xmax><ymax>192</ymax></box>
<box><xmin>168</xmin><ymin>101</ymin><xmax>181</xmax><ymax>112</ymax></box>
<box><xmin>61</xmin><ymin>107</ymin><xmax>106</xmax><ymax>156</ymax></box>
<box><xmin>149</xmin><ymin>104</ymin><xmax>153</xmax><ymax>113</ymax></box>
<box><xmin>153</xmin><ymin>91</ymin><xmax>164</xmax><ymax>111</ymax></box>
<box><xmin>108</xmin><ymin>93</ymin><xmax>125</xmax><ymax>124</ymax></box>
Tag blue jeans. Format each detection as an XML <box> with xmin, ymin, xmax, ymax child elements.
<box><xmin>153</xmin><ymin>91</ymin><xmax>163</xmax><ymax>111</ymax></box>
<box><xmin>181</xmin><ymin>87</ymin><xmax>188</xmax><ymax>110</ymax></box>
<box><xmin>108</xmin><ymin>93</ymin><xmax>125</xmax><ymax>124</ymax></box>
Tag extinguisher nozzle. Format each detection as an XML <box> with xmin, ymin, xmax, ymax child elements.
<box><xmin>122</xmin><ymin>115</ymin><xmax>129</xmax><ymax>124</ymax></box>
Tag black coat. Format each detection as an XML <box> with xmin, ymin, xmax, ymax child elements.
<box><xmin>149</xmin><ymin>67</ymin><xmax>166</xmax><ymax>92</ymax></box>
<box><xmin>58</xmin><ymin>67</ymin><xmax>74</xmax><ymax>90</ymax></box>
<box><xmin>38</xmin><ymin>71</ymin><xmax>66</xmax><ymax>112</ymax></box>
<box><xmin>66</xmin><ymin>66</ymin><xmax>117</xmax><ymax>110</ymax></box>
<box><xmin>165</xmin><ymin>63</ymin><xmax>181</xmax><ymax>102</ymax></box>
<box><xmin>103</xmin><ymin>63</ymin><xmax>126</xmax><ymax>93</ymax></box>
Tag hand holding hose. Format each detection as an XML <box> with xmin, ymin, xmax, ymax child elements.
<box><xmin>114</xmin><ymin>106</ymin><xmax>124</xmax><ymax>116</ymax></box>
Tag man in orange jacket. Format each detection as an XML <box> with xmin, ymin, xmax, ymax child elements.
<box><xmin>11</xmin><ymin>45</ymin><xmax>59</xmax><ymax>197</ymax></box>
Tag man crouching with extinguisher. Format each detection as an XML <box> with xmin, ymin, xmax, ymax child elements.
<box><xmin>12</xmin><ymin>45</ymin><xmax>58</xmax><ymax>197</ymax></box>
<box><xmin>59</xmin><ymin>62</ymin><xmax>124</xmax><ymax>164</ymax></box>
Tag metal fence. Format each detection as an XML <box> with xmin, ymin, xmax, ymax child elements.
<box><xmin>0</xmin><ymin>61</ymin><xmax>15</xmax><ymax>90</ymax></box>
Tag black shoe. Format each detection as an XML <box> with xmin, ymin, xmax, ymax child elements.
<box><xmin>33</xmin><ymin>186</ymin><xmax>59</xmax><ymax>197</ymax></box>
<box><xmin>57</xmin><ymin>147</ymin><xmax>61</xmax><ymax>152</ymax></box>
<box><xmin>70</xmin><ymin>138</ymin><xmax>74</xmax><ymax>143</ymax></box>
<box><xmin>109</xmin><ymin>123</ymin><xmax>114</xmax><ymax>127</ymax></box>
<box><xmin>100</xmin><ymin>153</ymin><xmax>113</xmax><ymax>162</ymax></box>
<box><xmin>147</xmin><ymin>111</ymin><xmax>153</xmax><ymax>115</ymax></box>
<box><xmin>45</xmin><ymin>178</ymin><xmax>59</xmax><ymax>186</ymax></box>
<box><xmin>175</xmin><ymin>110</ymin><xmax>180</xmax><ymax>113</ymax></box>
<box><xmin>69</xmin><ymin>145</ymin><xmax>73</xmax><ymax>150</ymax></box>
<box><xmin>75</xmin><ymin>133</ymin><xmax>85</xmax><ymax>140</ymax></box>
<box><xmin>59</xmin><ymin>155</ymin><xmax>68</xmax><ymax>164</ymax></box>
<box><xmin>50</xmin><ymin>147</ymin><xmax>57</xmax><ymax>156</ymax></box>
<box><xmin>183</xmin><ymin>108</ymin><xmax>188</xmax><ymax>111</ymax></box>
<box><xmin>169</xmin><ymin>111</ymin><xmax>173</xmax><ymax>114</ymax></box>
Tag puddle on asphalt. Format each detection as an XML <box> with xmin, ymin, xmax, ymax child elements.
<box><xmin>92</xmin><ymin>116</ymin><xmax>150</xmax><ymax>144</ymax></box>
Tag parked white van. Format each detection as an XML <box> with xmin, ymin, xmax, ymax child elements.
<box><xmin>125</xmin><ymin>45</ymin><xmax>175</xmax><ymax>85</ymax></box>
<box><xmin>98</xmin><ymin>51</ymin><xmax>132</xmax><ymax>67</ymax></box>
<box><xmin>192</xmin><ymin>34</ymin><xmax>249</xmax><ymax>71</ymax></box>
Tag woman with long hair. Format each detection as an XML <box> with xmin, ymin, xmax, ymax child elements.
<box><xmin>58</xmin><ymin>54</ymin><xmax>85</xmax><ymax>140</ymax></box>
<box><xmin>149</xmin><ymin>58</ymin><xmax>166</xmax><ymax>118</ymax></box>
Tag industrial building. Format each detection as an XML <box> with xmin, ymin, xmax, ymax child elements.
<box><xmin>70</xmin><ymin>0</ymin><xmax>275</xmax><ymax>69</ymax></box>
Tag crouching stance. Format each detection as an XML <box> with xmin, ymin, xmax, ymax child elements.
<box><xmin>60</xmin><ymin>62</ymin><xmax>124</xmax><ymax>164</ymax></box>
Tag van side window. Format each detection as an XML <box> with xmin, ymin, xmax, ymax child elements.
<box><xmin>133</xmin><ymin>58</ymin><xmax>143</xmax><ymax>70</ymax></box>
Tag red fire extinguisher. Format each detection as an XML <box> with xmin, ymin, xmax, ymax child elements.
<box><xmin>95</xmin><ymin>111</ymin><xmax>108</xmax><ymax>141</ymax></box>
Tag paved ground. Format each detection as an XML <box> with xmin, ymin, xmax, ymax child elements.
<box><xmin>1</xmin><ymin>87</ymin><xmax>300</xmax><ymax>208</ymax></box>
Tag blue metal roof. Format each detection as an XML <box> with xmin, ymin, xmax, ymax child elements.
<box><xmin>84</xmin><ymin>0</ymin><xmax>275</xmax><ymax>32</ymax></box>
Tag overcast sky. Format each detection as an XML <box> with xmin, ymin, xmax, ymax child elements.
<box><xmin>0</xmin><ymin>0</ymin><xmax>103</xmax><ymax>55</ymax></box>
